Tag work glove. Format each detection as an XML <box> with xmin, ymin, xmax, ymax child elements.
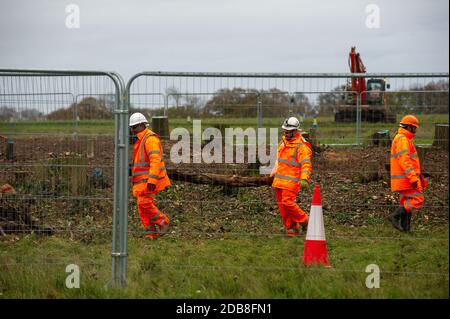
<box><xmin>299</xmin><ymin>179</ymin><xmax>309</xmax><ymax>190</ymax></box>
<box><xmin>147</xmin><ymin>183</ymin><xmax>156</xmax><ymax>192</ymax></box>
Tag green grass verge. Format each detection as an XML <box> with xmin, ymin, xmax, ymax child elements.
<box><xmin>1</xmin><ymin>223</ymin><xmax>447</xmax><ymax>298</ymax></box>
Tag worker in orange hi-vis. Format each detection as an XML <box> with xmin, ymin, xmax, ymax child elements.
<box><xmin>129</xmin><ymin>112</ymin><xmax>171</xmax><ymax>239</ymax></box>
<box><xmin>271</xmin><ymin>117</ymin><xmax>312</xmax><ymax>237</ymax></box>
<box><xmin>389</xmin><ymin>115</ymin><xmax>428</xmax><ymax>232</ymax></box>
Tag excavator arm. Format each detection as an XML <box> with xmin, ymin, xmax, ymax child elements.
<box><xmin>348</xmin><ymin>46</ymin><xmax>367</xmax><ymax>104</ymax></box>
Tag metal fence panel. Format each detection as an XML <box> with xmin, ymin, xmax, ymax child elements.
<box><xmin>124</xmin><ymin>73</ymin><xmax>448</xmax><ymax>290</ymax></box>
<box><xmin>1</xmin><ymin>70</ymin><xmax>448</xmax><ymax>291</ymax></box>
<box><xmin>0</xmin><ymin>69</ymin><xmax>128</xmax><ymax>287</ymax></box>
<box><xmin>126</xmin><ymin>72</ymin><xmax>449</xmax><ymax>145</ymax></box>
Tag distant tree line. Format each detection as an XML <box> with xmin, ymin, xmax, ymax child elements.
<box><xmin>151</xmin><ymin>87</ymin><xmax>312</xmax><ymax>118</ymax></box>
<box><xmin>47</xmin><ymin>96</ymin><xmax>113</xmax><ymax>120</ymax></box>
<box><xmin>0</xmin><ymin>96</ymin><xmax>114</xmax><ymax>122</ymax></box>
<box><xmin>0</xmin><ymin>80</ymin><xmax>447</xmax><ymax>121</ymax></box>
<box><xmin>387</xmin><ymin>80</ymin><xmax>449</xmax><ymax>114</ymax></box>
<box><xmin>0</xmin><ymin>106</ymin><xmax>45</xmax><ymax>121</ymax></box>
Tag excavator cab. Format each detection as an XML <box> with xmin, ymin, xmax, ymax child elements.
<box><xmin>366</xmin><ymin>79</ymin><xmax>386</xmax><ymax>105</ymax></box>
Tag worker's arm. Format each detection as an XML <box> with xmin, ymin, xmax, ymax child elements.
<box><xmin>145</xmin><ymin>136</ymin><xmax>163</xmax><ymax>186</ymax></box>
<box><xmin>394</xmin><ymin>137</ymin><xmax>419</xmax><ymax>185</ymax></box>
<box><xmin>298</xmin><ymin>144</ymin><xmax>312</xmax><ymax>182</ymax></box>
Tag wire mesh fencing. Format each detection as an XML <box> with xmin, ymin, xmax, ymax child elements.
<box><xmin>125</xmin><ymin>71</ymin><xmax>449</xmax><ymax>284</ymax></box>
<box><xmin>0</xmin><ymin>70</ymin><xmax>448</xmax><ymax>295</ymax></box>
<box><xmin>0</xmin><ymin>70</ymin><xmax>129</xmax><ymax>286</ymax></box>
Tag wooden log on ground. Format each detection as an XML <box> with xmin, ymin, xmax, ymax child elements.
<box><xmin>87</xmin><ymin>136</ymin><xmax>96</xmax><ymax>159</ymax></box>
<box><xmin>34</xmin><ymin>155</ymin><xmax>88</xmax><ymax>196</ymax></box>
<box><xmin>432</xmin><ymin>123</ymin><xmax>449</xmax><ymax>150</ymax></box>
<box><xmin>353</xmin><ymin>159</ymin><xmax>382</xmax><ymax>183</ymax></box>
<box><xmin>6</xmin><ymin>139</ymin><xmax>14</xmax><ymax>161</ymax></box>
<box><xmin>152</xmin><ymin>116</ymin><xmax>170</xmax><ymax>140</ymax></box>
<box><xmin>416</xmin><ymin>146</ymin><xmax>429</xmax><ymax>166</ymax></box>
<box><xmin>372</xmin><ymin>130</ymin><xmax>391</xmax><ymax>147</ymax></box>
<box><xmin>0</xmin><ymin>197</ymin><xmax>54</xmax><ymax>236</ymax></box>
<box><xmin>166</xmin><ymin>167</ymin><xmax>273</xmax><ymax>187</ymax></box>
<box><xmin>67</xmin><ymin>156</ymin><xmax>88</xmax><ymax>196</ymax></box>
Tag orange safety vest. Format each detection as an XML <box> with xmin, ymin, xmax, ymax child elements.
<box><xmin>131</xmin><ymin>128</ymin><xmax>171</xmax><ymax>196</ymax></box>
<box><xmin>390</xmin><ymin>127</ymin><xmax>421</xmax><ymax>191</ymax></box>
<box><xmin>272</xmin><ymin>132</ymin><xmax>312</xmax><ymax>192</ymax></box>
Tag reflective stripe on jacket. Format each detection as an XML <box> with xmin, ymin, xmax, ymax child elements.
<box><xmin>131</xmin><ymin>128</ymin><xmax>170</xmax><ymax>196</ymax></box>
<box><xmin>272</xmin><ymin>132</ymin><xmax>312</xmax><ymax>192</ymax></box>
<box><xmin>390</xmin><ymin>127</ymin><xmax>421</xmax><ymax>191</ymax></box>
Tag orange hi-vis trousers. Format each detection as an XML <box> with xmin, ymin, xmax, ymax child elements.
<box><xmin>275</xmin><ymin>188</ymin><xmax>308</xmax><ymax>232</ymax></box>
<box><xmin>137</xmin><ymin>193</ymin><xmax>169</xmax><ymax>232</ymax></box>
<box><xmin>398</xmin><ymin>189</ymin><xmax>425</xmax><ymax>213</ymax></box>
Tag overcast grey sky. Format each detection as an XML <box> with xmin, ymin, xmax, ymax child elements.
<box><xmin>0</xmin><ymin>0</ymin><xmax>448</xmax><ymax>81</ymax></box>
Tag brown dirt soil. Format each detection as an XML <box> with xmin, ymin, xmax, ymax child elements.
<box><xmin>0</xmin><ymin>136</ymin><xmax>448</xmax><ymax>240</ymax></box>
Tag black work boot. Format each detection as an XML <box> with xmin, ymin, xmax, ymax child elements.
<box><xmin>388</xmin><ymin>207</ymin><xmax>405</xmax><ymax>231</ymax></box>
<box><xmin>402</xmin><ymin>211</ymin><xmax>412</xmax><ymax>232</ymax></box>
<box><xmin>399</xmin><ymin>207</ymin><xmax>412</xmax><ymax>232</ymax></box>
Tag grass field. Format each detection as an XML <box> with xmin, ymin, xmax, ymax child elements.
<box><xmin>0</xmin><ymin>114</ymin><xmax>447</xmax><ymax>144</ymax></box>
<box><xmin>0</xmin><ymin>223</ymin><xmax>448</xmax><ymax>298</ymax></box>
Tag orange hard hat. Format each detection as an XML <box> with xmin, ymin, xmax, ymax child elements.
<box><xmin>400</xmin><ymin>115</ymin><xmax>419</xmax><ymax>128</ymax></box>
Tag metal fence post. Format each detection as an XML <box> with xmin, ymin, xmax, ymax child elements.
<box><xmin>112</xmin><ymin>93</ymin><xmax>120</xmax><ymax>286</ymax></box>
<box><xmin>110</xmin><ymin>75</ymin><xmax>127</xmax><ymax>287</ymax></box>
<box><xmin>289</xmin><ymin>96</ymin><xmax>294</xmax><ymax>115</ymax></box>
<box><xmin>164</xmin><ymin>94</ymin><xmax>169</xmax><ymax>117</ymax></box>
<box><xmin>356</xmin><ymin>93</ymin><xmax>361</xmax><ymax>145</ymax></box>
<box><xmin>112</xmin><ymin>76</ymin><xmax>128</xmax><ymax>287</ymax></box>
<box><xmin>257</xmin><ymin>95</ymin><xmax>262</xmax><ymax>129</ymax></box>
<box><xmin>119</xmin><ymin>90</ymin><xmax>129</xmax><ymax>286</ymax></box>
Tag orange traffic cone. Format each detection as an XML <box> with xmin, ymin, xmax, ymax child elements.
<box><xmin>302</xmin><ymin>184</ymin><xmax>331</xmax><ymax>267</ymax></box>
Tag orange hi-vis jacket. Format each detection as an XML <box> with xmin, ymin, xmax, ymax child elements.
<box><xmin>131</xmin><ymin>128</ymin><xmax>170</xmax><ymax>197</ymax></box>
<box><xmin>272</xmin><ymin>132</ymin><xmax>312</xmax><ymax>193</ymax></box>
<box><xmin>390</xmin><ymin>127</ymin><xmax>422</xmax><ymax>192</ymax></box>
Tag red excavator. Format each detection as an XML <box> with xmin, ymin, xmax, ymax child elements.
<box><xmin>335</xmin><ymin>47</ymin><xmax>396</xmax><ymax>123</ymax></box>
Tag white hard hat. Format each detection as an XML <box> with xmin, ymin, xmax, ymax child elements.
<box><xmin>129</xmin><ymin>112</ymin><xmax>148</xmax><ymax>127</ymax></box>
<box><xmin>281</xmin><ymin>117</ymin><xmax>300</xmax><ymax>131</ymax></box>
